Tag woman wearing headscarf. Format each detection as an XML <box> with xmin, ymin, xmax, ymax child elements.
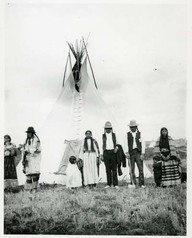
<box><xmin>153</xmin><ymin>127</ymin><xmax>181</xmax><ymax>187</ymax></box>
<box><xmin>79</xmin><ymin>130</ymin><xmax>100</xmax><ymax>188</ymax></box>
<box><xmin>20</xmin><ymin>127</ymin><xmax>41</xmax><ymax>193</ymax></box>
<box><xmin>4</xmin><ymin>135</ymin><xmax>18</xmax><ymax>188</ymax></box>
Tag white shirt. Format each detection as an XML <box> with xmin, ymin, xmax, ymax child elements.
<box><xmin>87</xmin><ymin>138</ymin><xmax>91</xmax><ymax>151</ymax></box>
<box><xmin>130</xmin><ymin>131</ymin><xmax>137</xmax><ymax>150</ymax></box>
<box><xmin>126</xmin><ymin>130</ymin><xmax>145</xmax><ymax>154</ymax></box>
<box><xmin>105</xmin><ymin>132</ymin><xmax>115</xmax><ymax>150</ymax></box>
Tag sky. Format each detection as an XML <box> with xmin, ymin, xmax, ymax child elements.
<box><xmin>3</xmin><ymin>0</ymin><xmax>189</xmax><ymax>145</ymax></box>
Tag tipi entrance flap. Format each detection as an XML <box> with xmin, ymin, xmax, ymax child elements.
<box><xmin>55</xmin><ymin>139</ymin><xmax>83</xmax><ymax>175</ymax></box>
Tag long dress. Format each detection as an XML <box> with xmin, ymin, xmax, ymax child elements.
<box><xmin>4</xmin><ymin>143</ymin><xmax>18</xmax><ymax>188</ymax></box>
<box><xmin>154</xmin><ymin>136</ymin><xmax>181</xmax><ymax>187</ymax></box>
<box><xmin>79</xmin><ymin>138</ymin><xmax>100</xmax><ymax>186</ymax></box>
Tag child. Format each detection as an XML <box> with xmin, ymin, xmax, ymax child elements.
<box><xmin>153</xmin><ymin>156</ymin><xmax>162</xmax><ymax>187</ymax></box>
<box><xmin>66</xmin><ymin>156</ymin><xmax>82</xmax><ymax>189</ymax></box>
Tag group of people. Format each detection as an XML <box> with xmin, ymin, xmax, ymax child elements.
<box><xmin>4</xmin><ymin>126</ymin><xmax>41</xmax><ymax>195</ymax></box>
<box><xmin>4</xmin><ymin>120</ymin><xmax>182</xmax><ymax>194</ymax></box>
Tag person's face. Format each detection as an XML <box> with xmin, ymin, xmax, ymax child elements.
<box><xmin>161</xmin><ymin>129</ymin><xmax>168</xmax><ymax>137</ymax></box>
<box><xmin>4</xmin><ymin>136</ymin><xmax>10</xmax><ymax>144</ymax></box>
<box><xmin>105</xmin><ymin>128</ymin><xmax>112</xmax><ymax>133</ymax></box>
<box><xmin>85</xmin><ymin>132</ymin><xmax>92</xmax><ymax>138</ymax></box>
<box><xmin>27</xmin><ymin>132</ymin><xmax>33</xmax><ymax>138</ymax></box>
<box><xmin>72</xmin><ymin>158</ymin><xmax>76</xmax><ymax>164</ymax></box>
<box><xmin>130</xmin><ymin>126</ymin><xmax>137</xmax><ymax>132</ymax></box>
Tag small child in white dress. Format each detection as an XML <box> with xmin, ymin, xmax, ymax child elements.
<box><xmin>66</xmin><ymin>156</ymin><xmax>82</xmax><ymax>189</ymax></box>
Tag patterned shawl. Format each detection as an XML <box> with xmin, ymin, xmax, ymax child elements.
<box><xmin>154</xmin><ymin>136</ymin><xmax>179</xmax><ymax>158</ymax></box>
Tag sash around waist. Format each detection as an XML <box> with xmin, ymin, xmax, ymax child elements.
<box><xmin>104</xmin><ymin>149</ymin><xmax>114</xmax><ymax>152</ymax></box>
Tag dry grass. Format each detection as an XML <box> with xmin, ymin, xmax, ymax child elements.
<box><xmin>4</xmin><ymin>179</ymin><xmax>186</xmax><ymax>235</ymax></box>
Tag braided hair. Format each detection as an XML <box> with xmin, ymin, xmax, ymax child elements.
<box><xmin>83</xmin><ymin>130</ymin><xmax>95</xmax><ymax>152</ymax></box>
<box><xmin>25</xmin><ymin>133</ymin><xmax>40</xmax><ymax>146</ymax></box>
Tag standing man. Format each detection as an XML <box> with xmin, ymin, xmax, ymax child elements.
<box><xmin>126</xmin><ymin>120</ymin><xmax>145</xmax><ymax>188</ymax></box>
<box><xmin>20</xmin><ymin>127</ymin><xmax>41</xmax><ymax>196</ymax></box>
<box><xmin>102</xmin><ymin>121</ymin><xmax>119</xmax><ymax>189</ymax></box>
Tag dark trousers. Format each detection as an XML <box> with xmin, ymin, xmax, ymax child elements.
<box><xmin>130</xmin><ymin>149</ymin><xmax>144</xmax><ymax>186</ymax></box>
<box><xmin>181</xmin><ymin>172</ymin><xmax>187</xmax><ymax>183</ymax></box>
<box><xmin>104</xmin><ymin>150</ymin><xmax>118</xmax><ymax>186</ymax></box>
<box><xmin>79</xmin><ymin>168</ymin><xmax>84</xmax><ymax>187</ymax></box>
<box><xmin>154</xmin><ymin>167</ymin><xmax>162</xmax><ymax>187</ymax></box>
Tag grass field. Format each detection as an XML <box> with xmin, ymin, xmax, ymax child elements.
<box><xmin>4</xmin><ymin>178</ymin><xmax>186</xmax><ymax>235</ymax></box>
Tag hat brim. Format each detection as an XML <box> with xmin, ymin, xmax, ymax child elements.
<box><xmin>128</xmin><ymin>124</ymin><xmax>139</xmax><ymax>127</ymax></box>
<box><xmin>25</xmin><ymin>131</ymin><xmax>35</xmax><ymax>133</ymax></box>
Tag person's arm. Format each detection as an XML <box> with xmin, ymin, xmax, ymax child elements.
<box><xmin>153</xmin><ymin>137</ymin><xmax>161</xmax><ymax>157</ymax></box>
<box><xmin>114</xmin><ymin>145</ymin><xmax>119</xmax><ymax>153</ymax></box>
<box><xmin>125</xmin><ymin>133</ymin><xmax>130</xmax><ymax>159</ymax></box>
<box><xmin>169</xmin><ymin>136</ymin><xmax>178</xmax><ymax>158</ymax></box>
<box><xmin>94</xmin><ymin>139</ymin><xmax>100</xmax><ymax>158</ymax></box>
<box><xmin>29</xmin><ymin>137</ymin><xmax>41</xmax><ymax>154</ymax></box>
<box><xmin>100</xmin><ymin>136</ymin><xmax>103</xmax><ymax>161</ymax></box>
<box><xmin>114</xmin><ymin>133</ymin><xmax>119</xmax><ymax>153</ymax></box>
<box><xmin>35</xmin><ymin>139</ymin><xmax>41</xmax><ymax>154</ymax></box>
<box><xmin>78</xmin><ymin>140</ymin><xmax>84</xmax><ymax>161</ymax></box>
<box><xmin>8</xmin><ymin>143</ymin><xmax>17</xmax><ymax>156</ymax></box>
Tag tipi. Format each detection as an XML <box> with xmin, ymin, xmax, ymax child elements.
<box><xmin>16</xmin><ymin>40</ymin><xmax>152</xmax><ymax>185</ymax></box>
<box><xmin>38</xmin><ymin>40</ymin><xmax>119</xmax><ymax>184</ymax></box>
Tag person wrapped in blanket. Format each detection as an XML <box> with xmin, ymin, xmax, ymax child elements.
<box><xmin>153</xmin><ymin>127</ymin><xmax>181</xmax><ymax>187</ymax></box>
<box><xmin>4</xmin><ymin>134</ymin><xmax>18</xmax><ymax>188</ymax></box>
<box><xmin>20</xmin><ymin>127</ymin><xmax>41</xmax><ymax>193</ymax></box>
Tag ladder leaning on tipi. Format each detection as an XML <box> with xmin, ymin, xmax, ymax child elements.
<box><xmin>71</xmin><ymin>90</ymin><xmax>84</xmax><ymax>140</ymax></box>
<box><xmin>62</xmin><ymin>39</ymin><xmax>97</xmax><ymax>140</ymax></box>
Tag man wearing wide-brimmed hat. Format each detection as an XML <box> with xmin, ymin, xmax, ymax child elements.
<box><xmin>20</xmin><ymin>126</ymin><xmax>41</xmax><ymax>196</ymax></box>
<box><xmin>102</xmin><ymin>121</ymin><xmax>119</xmax><ymax>189</ymax></box>
<box><xmin>126</xmin><ymin>120</ymin><xmax>145</xmax><ymax>188</ymax></box>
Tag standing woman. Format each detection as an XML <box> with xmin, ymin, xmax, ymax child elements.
<box><xmin>79</xmin><ymin>130</ymin><xmax>100</xmax><ymax>188</ymax></box>
<box><xmin>153</xmin><ymin>127</ymin><xmax>181</xmax><ymax>187</ymax></box>
<box><xmin>21</xmin><ymin>127</ymin><xmax>41</xmax><ymax>193</ymax></box>
<box><xmin>4</xmin><ymin>135</ymin><xmax>18</xmax><ymax>188</ymax></box>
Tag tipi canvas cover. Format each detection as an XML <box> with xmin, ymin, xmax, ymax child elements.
<box><xmin>16</xmin><ymin>42</ymin><xmax>152</xmax><ymax>185</ymax></box>
<box><xmin>38</xmin><ymin>48</ymin><xmax>119</xmax><ymax>184</ymax></box>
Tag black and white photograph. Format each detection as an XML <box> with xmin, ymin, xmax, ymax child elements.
<box><xmin>2</xmin><ymin>0</ymin><xmax>191</xmax><ymax>236</ymax></box>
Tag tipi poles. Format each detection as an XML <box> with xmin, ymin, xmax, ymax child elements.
<box><xmin>62</xmin><ymin>51</ymin><xmax>70</xmax><ymax>87</ymax></box>
<box><xmin>68</xmin><ymin>52</ymin><xmax>73</xmax><ymax>72</ymax></box>
<box><xmin>82</xmin><ymin>38</ymin><xmax>98</xmax><ymax>89</ymax></box>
